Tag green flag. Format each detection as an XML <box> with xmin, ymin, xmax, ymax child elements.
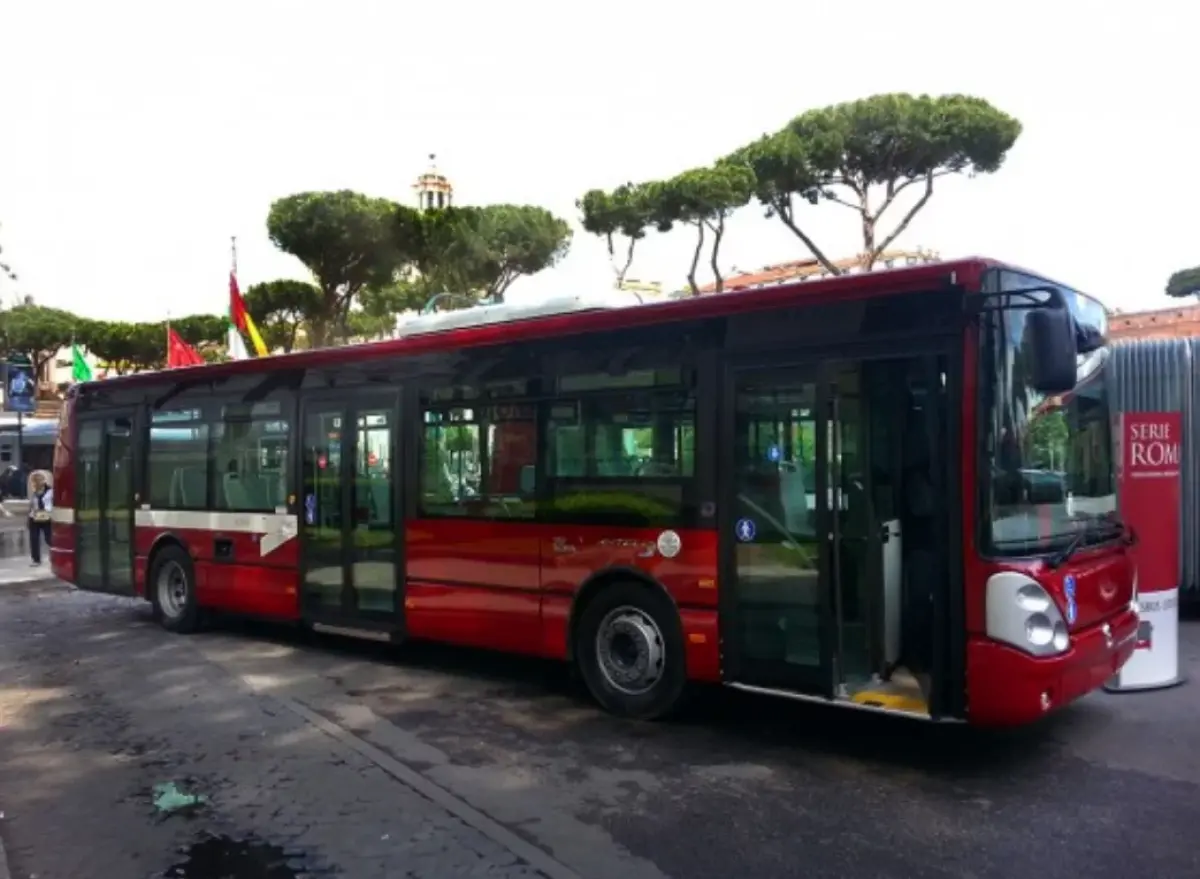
<box><xmin>71</xmin><ymin>343</ymin><xmax>93</xmax><ymax>382</ymax></box>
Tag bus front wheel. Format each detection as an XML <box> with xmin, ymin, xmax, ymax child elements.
<box><xmin>149</xmin><ymin>544</ymin><xmax>201</xmax><ymax>634</ymax></box>
<box><xmin>575</xmin><ymin>581</ymin><xmax>687</xmax><ymax>720</ymax></box>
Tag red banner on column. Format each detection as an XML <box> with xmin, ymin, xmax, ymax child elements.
<box><xmin>1109</xmin><ymin>411</ymin><xmax>1184</xmax><ymax>691</ymax></box>
<box><xmin>1121</xmin><ymin>411</ymin><xmax>1182</xmax><ymax>595</ymax></box>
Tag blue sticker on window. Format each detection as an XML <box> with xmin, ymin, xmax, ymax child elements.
<box><xmin>766</xmin><ymin>444</ymin><xmax>781</xmax><ymax>463</ymax></box>
<box><xmin>304</xmin><ymin>493</ymin><xmax>316</xmax><ymax>525</ymax></box>
<box><xmin>735</xmin><ymin>518</ymin><xmax>756</xmax><ymax>542</ymax></box>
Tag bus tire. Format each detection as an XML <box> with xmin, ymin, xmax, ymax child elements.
<box><xmin>148</xmin><ymin>544</ymin><xmax>201</xmax><ymax>634</ymax></box>
<box><xmin>575</xmin><ymin>581</ymin><xmax>687</xmax><ymax>720</ymax></box>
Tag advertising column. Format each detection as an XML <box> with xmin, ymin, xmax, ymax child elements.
<box><xmin>1106</xmin><ymin>411</ymin><xmax>1185</xmax><ymax>691</ymax></box>
<box><xmin>3</xmin><ymin>353</ymin><xmax>37</xmax><ymax>471</ymax></box>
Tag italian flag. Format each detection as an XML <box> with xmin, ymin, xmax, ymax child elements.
<box><xmin>228</xmin><ymin>271</ymin><xmax>268</xmax><ymax>359</ymax></box>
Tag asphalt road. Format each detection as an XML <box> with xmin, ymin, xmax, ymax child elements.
<box><xmin>2</xmin><ymin>569</ymin><xmax>1198</xmax><ymax>879</ymax></box>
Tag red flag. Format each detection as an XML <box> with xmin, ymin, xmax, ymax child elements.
<box><xmin>230</xmin><ymin>272</ymin><xmax>268</xmax><ymax>356</ymax></box>
<box><xmin>167</xmin><ymin>328</ymin><xmax>205</xmax><ymax>368</ymax></box>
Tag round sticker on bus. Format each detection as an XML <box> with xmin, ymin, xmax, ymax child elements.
<box><xmin>657</xmin><ymin>530</ymin><xmax>682</xmax><ymax>558</ymax></box>
<box><xmin>368</xmin><ymin>452</ymin><xmax>379</xmax><ymax>466</ymax></box>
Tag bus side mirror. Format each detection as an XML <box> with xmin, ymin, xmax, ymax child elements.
<box><xmin>1026</xmin><ymin>306</ymin><xmax>1077</xmax><ymax>394</ymax></box>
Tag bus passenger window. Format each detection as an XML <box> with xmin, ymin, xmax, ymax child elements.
<box><xmin>542</xmin><ymin>391</ymin><xmax>696</xmax><ymax>526</ymax></box>
<box><xmin>210</xmin><ymin>402</ymin><xmax>290</xmax><ymax>512</ymax></box>
<box><xmin>419</xmin><ymin>404</ymin><xmax>537</xmax><ymax>519</ymax></box>
<box><xmin>147</xmin><ymin>408</ymin><xmax>210</xmax><ymax>509</ymax></box>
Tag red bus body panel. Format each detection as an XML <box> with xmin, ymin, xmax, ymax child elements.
<box><xmin>133</xmin><ymin>526</ymin><xmax>301</xmax><ymax>620</ymax></box>
<box><xmin>966</xmin><ymin>550</ymin><xmax>1137</xmax><ymax>726</ymax></box>
<box><xmin>402</xmin><ymin>520</ymin><xmax>719</xmax><ymax>679</ymax></box>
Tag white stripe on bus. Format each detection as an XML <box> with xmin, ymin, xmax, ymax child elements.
<box><xmin>53</xmin><ymin>507</ymin><xmax>298</xmax><ymax>556</ymax></box>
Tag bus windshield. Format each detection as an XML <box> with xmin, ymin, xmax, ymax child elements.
<box><xmin>982</xmin><ymin>270</ymin><xmax>1119</xmax><ymax>556</ymax></box>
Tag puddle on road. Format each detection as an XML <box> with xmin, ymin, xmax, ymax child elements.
<box><xmin>163</xmin><ymin>834</ymin><xmax>310</xmax><ymax>878</ymax></box>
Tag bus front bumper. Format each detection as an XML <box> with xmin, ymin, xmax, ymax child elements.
<box><xmin>965</xmin><ymin>605</ymin><xmax>1139</xmax><ymax>727</ymax></box>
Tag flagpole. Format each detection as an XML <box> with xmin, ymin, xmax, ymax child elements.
<box><xmin>231</xmin><ymin>236</ymin><xmax>237</xmax><ymax>277</ymax></box>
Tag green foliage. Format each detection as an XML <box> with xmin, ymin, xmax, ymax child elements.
<box><xmin>413</xmin><ymin>205</ymin><xmax>572</xmax><ymax>305</ymax></box>
<box><xmin>582</xmin><ymin>91</ymin><xmax>1022</xmax><ymax>288</ymax></box>
<box><xmin>654</xmin><ymin>163</ymin><xmax>755</xmax><ymax>294</ymax></box>
<box><xmin>267</xmin><ymin>191</ymin><xmax>418</xmax><ymax>346</ymax></box>
<box><xmin>243</xmin><ymin>279</ymin><xmax>323</xmax><ymax>352</ymax></box>
<box><xmin>170</xmin><ymin>314</ymin><xmax>226</xmax><ymax>349</ymax></box>
<box><xmin>340</xmin><ymin>281</ymin><xmax>429</xmax><ymax>342</ymax></box>
<box><xmin>80</xmin><ymin>320</ymin><xmax>162</xmax><ymax>374</ymax></box>
<box><xmin>468</xmin><ymin>204</ymin><xmax>572</xmax><ymax>302</ymax></box>
<box><xmin>408</xmin><ymin>206</ymin><xmax>496</xmax><ymax>303</ymax></box>
<box><xmin>1026</xmin><ymin>409</ymin><xmax>1069</xmax><ymax>468</ymax></box>
<box><xmin>0</xmin><ymin>305</ymin><xmax>78</xmax><ymax>375</ymax></box>
<box><xmin>727</xmin><ymin>129</ymin><xmax>831</xmax><ymax>268</ymax></box>
<box><xmin>1166</xmin><ymin>266</ymin><xmax>1200</xmax><ymax>298</ymax></box>
<box><xmin>787</xmin><ymin>93</ymin><xmax>1022</xmax><ymax>269</ymax></box>
<box><xmin>577</xmin><ymin>183</ymin><xmax>655</xmax><ymax>283</ymax></box>
<box><xmin>262</xmin><ymin>194</ymin><xmax>571</xmax><ymax>340</ymax></box>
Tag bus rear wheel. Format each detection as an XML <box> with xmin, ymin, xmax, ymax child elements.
<box><xmin>149</xmin><ymin>545</ymin><xmax>201</xmax><ymax>634</ymax></box>
<box><xmin>575</xmin><ymin>581</ymin><xmax>687</xmax><ymax>720</ymax></box>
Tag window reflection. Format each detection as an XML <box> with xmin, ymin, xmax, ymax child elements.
<box><xmin>984</xmin><ymin>272</ymin><xmax>1118</xmax><ymax>554</ymax></box>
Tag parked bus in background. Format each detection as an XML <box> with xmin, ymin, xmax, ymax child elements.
<box><xmin>50</xmin><ymin>257</ymin><xmax>1139</xmax><ymax>727</ymax></box>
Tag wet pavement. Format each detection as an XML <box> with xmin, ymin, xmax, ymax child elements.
<box><xmin>1</xmin><ymin>564</ymin><xmax>1198</xmax><ymax>879</ymax></box>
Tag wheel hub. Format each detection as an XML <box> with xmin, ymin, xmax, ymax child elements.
<box><xmin>595</xmin><ymin>606</ymin><xmax>665</xmax><ymax>696</ymax></box>
<box><xmin>157</xmin><ymin>561</ymin><xmax>187</xmax><ymax>619</ymax></box>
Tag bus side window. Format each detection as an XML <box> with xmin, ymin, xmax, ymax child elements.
<box><xmin>210</xmin><ymin>402</ymin><xmax>290</xmax><ymax>513</ymax></box>
<box><xmin>541</xmin><ymin>390</ymin><xmax>697</xmax><ymax>527</ymax></box>
<box><xmin>418</xmin><ymin>403</ymin><xmax>538</xmax><ymax>520</ymax></box>
<box><xmin>147</xmin><ymin>408</ymin><xmax>210</xmax><ymax>510</ymax></box>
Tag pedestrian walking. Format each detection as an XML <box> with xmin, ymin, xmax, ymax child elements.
<box><xmin>28</xmin><ymin>469</ymin><xmax>52</xmax><ymax>566</ymax></box>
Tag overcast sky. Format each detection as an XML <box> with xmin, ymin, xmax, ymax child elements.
<box><xmin>0</xmin><ymin>1</ymin><xmax>1192</xmax><ymax>322</ymax></box>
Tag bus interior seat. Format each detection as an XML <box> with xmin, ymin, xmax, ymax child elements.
<box><xmin>224</xmin><ymin>472</ymin><xmax>273</xmax><ymax>511</ymax></box>
<box><xmin>170</xmin><ymin>467</ymin><xmax>207</xmax><ymax>507</ymax></box>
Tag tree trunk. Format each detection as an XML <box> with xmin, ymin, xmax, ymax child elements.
<box><xmin>858</xmin><ymin>191</ymin><xmax>876</xmax><ymax>270</ymax></box>
<box><xmin>773</xmin><ymin>198</ymin><xmax>841</xmax><ymax>275</ymax></box>
<box><xmin>687</xmin><ymin>222</ymin><xmax>706</xmax><ymax>296</ymax></box>
<box><xmin>308</xmin><ymin>289</ymin><xmax>341</xmax><ymax>348</ymax></box>
<box><xmin>708</xmin><ymin>215</ymin><xmax>726</xmax><ymax>293</ymax></box>
<box><xmin>617</xmin><ymin>237</ymin><xmax>637</xmax><ymax>285</ymax></box>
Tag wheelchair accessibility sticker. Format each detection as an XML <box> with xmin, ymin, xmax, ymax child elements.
<box><xmin>1064</xmin><ymin>575</ymin><xmax>1077</xmax><ymax>625</ymax></box>
<box><xmin>735</xmin><ymin>518</ymin><xmax>756</xmax><ymax>542</ymax></box>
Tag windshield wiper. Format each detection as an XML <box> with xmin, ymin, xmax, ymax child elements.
<box><xmin>1046</xmin><ymin>529</ymin><xmax>1085</xmax><ymax>569</ymax></box>
<box><xmin>1046</xmin><ymin>516</ymin><xmax>1126</xmax><ymax>569</ymax></box>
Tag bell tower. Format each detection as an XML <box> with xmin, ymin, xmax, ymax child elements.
<box><xmin>413</xmin><ymin>153</ymin><xmax>454</xmax><ymax>212</ymax></box>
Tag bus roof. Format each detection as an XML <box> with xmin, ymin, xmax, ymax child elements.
<box><xmin>80</xmin><ymin>256</ymin><xmax>1005</xmax><ymax>392</ymax></box>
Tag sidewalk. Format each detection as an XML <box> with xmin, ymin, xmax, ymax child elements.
<box><xmin>0</xmin><ymin>557</ymin><xmax>48</xmax><ymax>585</ymax></box>
<box><xmin>0</xmin><ymin>579</ymin><xmax>567</xmax><ymax>878</ymax></box>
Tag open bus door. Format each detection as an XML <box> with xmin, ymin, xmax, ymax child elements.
<box><xmin>719</xmin><ymin>358</ymin><xmax>839</xmax><ymax>697</ymax></box>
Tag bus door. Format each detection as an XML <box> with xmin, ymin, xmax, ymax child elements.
<box><xmin>720</xmin><ymin>359</ymin><xmax>838</xmax><ymax>696</ymax></box>
<box><xmin>298</xmin><ymin>391</ymin><xmax>403</xmax><ymax>634</ymax></box>
<box><xmin>74</xmin><ymin>412</ymin><xmax>136</xmax><ymax>595</ymax></box>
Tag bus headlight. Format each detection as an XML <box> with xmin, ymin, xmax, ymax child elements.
<box><xmin>986</xmin><ymin>572</ymin><xmax>1070</xmax><ymax>657</ymax></box>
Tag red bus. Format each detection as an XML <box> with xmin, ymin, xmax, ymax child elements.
<box><xmin>50</xmin><ymin>257</ymin><xmax>1139</xmax><ymax>726</ymax></box>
